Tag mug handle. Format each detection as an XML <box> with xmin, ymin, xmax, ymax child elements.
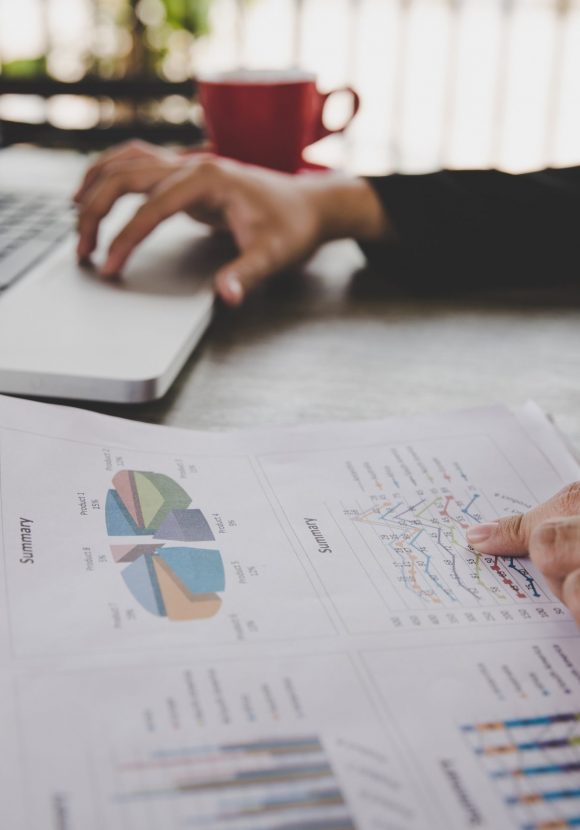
<box><xmin>314</xmin><ymin>86</ymin><xmax>361</xmax><ymax>142</ymax></box>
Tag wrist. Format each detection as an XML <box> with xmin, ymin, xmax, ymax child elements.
<box><xmin>300</xmin><ymin>174</ymin><xmax>393</xmax><ymax>243</ymax></box>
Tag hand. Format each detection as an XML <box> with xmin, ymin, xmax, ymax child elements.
<box><xmin>74</xmin><ymin>140</ymin><xmax>189</xmax><ymax>261</ymax></box>
<box><xmin>466</xmin><ymin>483</ymin><xmax>580</xmax><ymax>624</ymax></box>
<box><xmin>75</xmin><ymin>144</ymin><xmax>391</xmax><ymax>306</ymax></box>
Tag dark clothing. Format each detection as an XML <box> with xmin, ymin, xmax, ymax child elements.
<box><xmin>364</xmin><ymin>168</ymin><xmax>580</xmax><ymax>289</ymax></box>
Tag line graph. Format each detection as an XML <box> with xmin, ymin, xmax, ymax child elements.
<box><xmin>331</xmin><ymin>436</ymin><xmax>568</xmax><ymax>632</ymax></box>
<box><xmin>349</xmin><ymin>486</ymin><xmax>546</xmax><ymax>610</ymax></box>
<box><xmin>260</xmin><ymin>433</ymin><xmax>569</xmax><ymax>631</ymax></box>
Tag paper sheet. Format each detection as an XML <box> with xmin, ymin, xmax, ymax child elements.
<box><xmin>0</xmin><ymin>394</ymin><xmax>578</xmax><ymax>830</ymax></box>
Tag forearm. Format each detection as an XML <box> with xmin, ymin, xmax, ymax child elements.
<box><xmin>368</xmin><ymin>167</ymin><xmax>580</xmax><ymax>239</ymax></box>
<box><xmin>363</xmin><ymin>167</ymin><xmax>580</xmax><ymax>286</ymax></box>
<box><xmin>298</xmin><ymin>173</ymin><xmax>395</xmax><ymax>244</ymax></box>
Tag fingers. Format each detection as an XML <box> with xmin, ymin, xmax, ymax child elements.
<box><xmin>466</xmin><ymin>483</ymin><xmax>580</xmax><ymax>623</ymax></box>
<box><xmin>76</xmin><ymin>161</ymin><xmax>178</xmax><ymax>259</ymax></box>
<box><xmin>466</xmin><ymin>482</ymin><xmax>580</xmax><ymax>556</ymax></box>
<box><xmin>100</xmin><ymin>199</ymin><xmax>171</xmax><ymax>277</ymax></box>
<box><xmin>100</xmin><ymin>164</ymin><xmax>221</xmax><ymax>276</ymax></box>
<box><xmin>214</xmin><ymin>236</ymin><xmax>288</xmax><ymax>306</ymax></box>
<box><xmin>528</xmin><ymin>516</ymin><xmax>580</xmax><ymax>599</ymax></box>
<box><xmin>74</xmin><ymin>140</ymin><xmax>154</xmax><ymax>204</ymax></box>
<box><xmin>466</xmin><ymin>515</ymin><xmax>527</xmax><ymax>557</ymax></box>
<box><xmin>90</xmin><ymin>154</ymin><xmax>308</xmax><ymax>299</ymax></box>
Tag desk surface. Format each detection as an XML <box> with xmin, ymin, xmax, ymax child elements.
<box><xmin>89</xmin><ymin>237</ymin><xmax>580</xmax><ymax>455</ymax></box>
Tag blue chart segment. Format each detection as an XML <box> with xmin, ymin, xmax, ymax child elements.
<box><xmin>104</xmin><ymin>470</ymin><xmax>224</xmax><ymax>622</ymax></box>
<box><xmin>105</xmin><ymin>491</ymin><xmax>151</xmax><ymax>537</ymax></box>
<box><xmin>113</xmin><ymin>736</ymin><xmax>355</xmax><ymax>829</ymax></box>
<box><xmin>157</xmin><ymin>547</ymin><xmax>225</xmax><ymax>595</ymax></box>
<box><xmin>462</xmin><ymin>712</ymin><xmax>580</xmax><ymax>829</ymax></box>
<box><xmin>121</xmin><ymin>549</ymin><xmax>225</xmax><ymax>621</ymax></box>
<box><xmin>122</xmin><ymin>554</ymin><xmax>165</xmax><ymax>616</ymax></box>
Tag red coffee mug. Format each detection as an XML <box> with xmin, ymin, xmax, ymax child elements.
<box><xmin>197</xmin><ymin>69</ymin><xmax>360</xmax><ymax>173</ymax></box>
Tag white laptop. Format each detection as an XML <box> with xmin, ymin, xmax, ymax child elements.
<box><xmin>0</xmin><ymin>146</ymin><xmax>221</xmax><ymax>403</ymax></box>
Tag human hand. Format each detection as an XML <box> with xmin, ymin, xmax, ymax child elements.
<box><xmin>466</xmin><ymin>483</ymin><xmax>580</xmax><ymax>624</ymax></box>
<box><xmin>75</xmin><ymin>146</ymin><xmax>391</xmax><ymax>306</ymax></box>
<box><xmin>74</xmin><ymin>140</ymin><xmax>188</xmax><ymax>261</ymax></box>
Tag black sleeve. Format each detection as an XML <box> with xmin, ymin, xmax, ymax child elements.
<box><xmin>362</xmin><ymin>168</ymin><xmax>580</xmax><ymax>289</ymax></box>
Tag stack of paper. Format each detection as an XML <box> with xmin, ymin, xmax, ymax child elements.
<box><xmin>0</xmin><ymin>395</ymin><xmax>578</xmax><ymax>830</ymax></box>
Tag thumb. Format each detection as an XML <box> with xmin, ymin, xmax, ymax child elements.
<box><xmin>214</xmin><ymin>240</ymin><xmax>282</xmax><ymax>307</ymax></box>
<box><xmin>466</xmin><ymin>483</ymin><xmax>580</xmax><ymax>556</ymax></box>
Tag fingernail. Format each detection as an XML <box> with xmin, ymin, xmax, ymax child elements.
<box><xmin>467</xmin><ymin>523</ymin><xmax>499</xmax><ymax>545</ymax></box>
<box><xmin>223</xmin><ymin>272</ymin><xmax>243</xmax><ymax>303</ymax></box>
<box><xmin>100</xmin><ymin>259</ymin><xmax>118</xmax><ymax>277</ymax></box>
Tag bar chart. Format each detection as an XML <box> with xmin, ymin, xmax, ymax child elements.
<box><xmin>463</xmin><ymin>712</ymin><xmax>580</xmax><ymax>830</ymax></box>
<box><xmin>112</xmin><ymin>736</ymin><xmax>355</xmax><ymax>829</ymax></box>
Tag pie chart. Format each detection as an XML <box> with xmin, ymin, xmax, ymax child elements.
<box><xmin>105</xmin><ymin>470</ymin><xmax>225</xmax><ymax>621</ymax></box>
<box><xmin>122</xmin><ymin>547</ymin><xmax>225</xmax><ymax>621</ymax></box>
<box><xmin>106</xmin><ymin>470</ymin><xmax>193</xmax><ymax>535</ymax></box>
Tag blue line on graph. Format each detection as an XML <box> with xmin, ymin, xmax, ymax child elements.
<box><xmin>409</xmin><ymin>529</ymin><xmax>458</xmax><ymax>603</ymax></box>
<box><xmin>507</xmin><ymin>558</ymin><xmax>541</xmax><ymax>599</ymax></box>
<box><xmin>461</xmin><ymin>494</ymin><xmax>482</xmax><ymax>521</ymax></box>
<box><xmin>379</xmin><ymin>502</ymin><xmax>403</xmax><ymax>519</ymax></box>
<box><xmin>436</xmin><ymin>528</ymin><xmax>481</xmax><ymax>601</ymax></box>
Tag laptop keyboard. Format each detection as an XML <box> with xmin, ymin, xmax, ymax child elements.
<box><xmin>0</xmin><ymin>192</ymin><xmax>75</xmax><ymax>290</ymax></box>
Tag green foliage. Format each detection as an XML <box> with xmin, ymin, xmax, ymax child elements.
<box><xmin>161</xmin><ymin>0</ymin><xmax>212</xmax><ymax>36</ymax></box>
<box><xmin>1</xmin><ymin>1</ymin><xmax>220</xmax><ymax>80</ymax></box>
<box><xmin>2</xmin><ymin>57</ymin><xmax>47</xmax><ymax>78</ymax></box>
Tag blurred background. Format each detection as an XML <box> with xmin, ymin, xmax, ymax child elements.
<box><xmin>2</xmin><ymin>0</ymin><xmax>580</xmax><ymax>174</ymax></box>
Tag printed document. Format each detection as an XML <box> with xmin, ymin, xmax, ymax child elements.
<box><xmin>0</xmin><ymin>394</ymin><xmax>578</xmax><ymax>829</ymax></box>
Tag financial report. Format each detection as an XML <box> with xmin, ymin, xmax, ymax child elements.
<box><xmin>0</xmin><ymin>394</ymin><xmax>578</xmax><ymax>830</ymax></box>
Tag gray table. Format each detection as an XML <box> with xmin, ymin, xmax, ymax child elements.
<box><xmin>88</xmin><ymin>238</ymin><xmax>580</xmax><ymax>456</ymax></box>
